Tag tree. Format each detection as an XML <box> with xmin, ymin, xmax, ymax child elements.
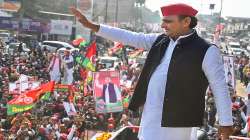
<box><xmin>18</xmin><ymin>0</ymin><xmax>75</xmax><ymax>20</ymax></box>
<box><xmin>136</xmin><ymin>0</ymin><xmax>145</xmax><ymax>5</ymax></box>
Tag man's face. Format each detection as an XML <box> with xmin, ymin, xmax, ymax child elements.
<box><xmin>161</xmin><ymin>15</ymin><xmax>190</xmax><ymax>38</ymax></box>
<box><xmin>64</xmin><ymin>51</ymin><xmax>70</xmax><ymax>56</ymax></box>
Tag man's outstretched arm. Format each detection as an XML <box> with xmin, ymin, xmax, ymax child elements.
<box><xmin>70</xmin><ymin>7</ymin><xmax>158</xmax><ymax>50</ymax></box>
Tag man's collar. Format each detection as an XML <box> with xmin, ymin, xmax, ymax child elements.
<box><xmin>170</xmin><ymin>29</ymin><xmax>195</xmax><ymax>42</ymax></box>
<box><xmin>175</xmin><ymin>30</ymin><xmax>199</xmax><ymax>45</ymax></box>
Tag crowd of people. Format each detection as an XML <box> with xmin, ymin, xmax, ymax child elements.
<box><xmin>0</xmin><ymin>38</ymin><xmax>143</xmax><ymax>139</ymax></box>
<box><xmin>236</xmin><ymin>53</ymin><xmax>250</xmax><ymax>87</ymax></box>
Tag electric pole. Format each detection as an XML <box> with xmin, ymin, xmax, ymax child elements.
<box><xmin>115</xmin><ymin>0</ymin><xmax>119</xmax><ymax>24</ymax></box>
<box><xmin>105</xmin><ymin>0</ymin><xmax>108</xmax><ymax>23</ymax></box>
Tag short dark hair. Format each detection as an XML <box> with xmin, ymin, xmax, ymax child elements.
<box><xmin>178</xmin><ymin>15</ymin><xmax>198</xmax><ymax>29</ymax></box>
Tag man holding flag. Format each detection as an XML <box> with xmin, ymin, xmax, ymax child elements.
<box><xmin>70</xmin><ymin>3</ymin><xmax>233</xmax><ymax>140</ymax></box>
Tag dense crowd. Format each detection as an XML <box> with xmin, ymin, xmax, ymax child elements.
<box><xmin>236</xmin><ymin>53</ymin><xmax>250</xmax><ymax>87</ymax></box>
<box><xmin>0</xmin><ymin>39</ymin><xmax>143</xmax><ymax>139</ymax></box>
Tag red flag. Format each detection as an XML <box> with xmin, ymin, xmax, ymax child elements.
<box><xmin>215</xmin><ymin>24</ymin><xmax>224</xmax><ymax>32</ymax></box>
<box><xmin>8</xmin><ymin>81</ymin><xmax>55</xmax><ymax>104</ymax></box>
<box><xmin>72</xmin><ymin>37</ymin><xmax>85</xmax><ymax>46</ymax></box>
<box><xmin>108</xmin><ymin>42</ymin><xmax>123</xmax><ymax>55</ymax></box>
<box><xmin>213</xmin><ymin>24</ymin><xmax>224</xmax><ymax>46</ymax></box>
<box><xmin>86</xmin><ymin>42</ymin><xmax>96</xmax><ymax>58</ymax></box>
<box><xmin>129</xmin><ymin>48</ymin><xmax>144</xmax><ymax>58</ymax></box>
<box><xmin>8</xmin><ymin>88</ymin><xmax>42</xmax><ymax>105</ymax></box>
<box><xmin>40</xmin><ymin>81</ymin><xmax>55</xmax><ymax>93</ymax></box>
<box><xmin>80</xmin><ymin>68</ymin><xmax>88</xmax><ymax>80</ymax></box>
<box><xmin>7</xmin><ymin>81</ymin><xmax>55</xmax><ymax>115</ymax></box>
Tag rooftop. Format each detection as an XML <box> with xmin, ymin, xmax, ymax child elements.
<box><xmin>0</xmin><ymin>1</ymin><xmax>21</xmax><ymax>12</ymax></box>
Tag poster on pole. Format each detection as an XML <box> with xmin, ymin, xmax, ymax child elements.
<box><xmin>222</xmin><ymin>55</ymin><xmax>236</xmax><ymax>91</ymax></box>
<box><xmin>93</xmin><ymin>71</ymin><xmax>123</xmax><ymax>113</ymax></box>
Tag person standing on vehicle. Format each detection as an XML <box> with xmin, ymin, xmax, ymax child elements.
<box><xmin>62</xmin><ymin>48</ymin><xmax>74</xmax><ymax>84</ymax></box>
<box><xmin>47</xmin><ymin>50</ymin><xmax>62</xmax><ymax>83</ymax></box>
<box><xmin>70</xmin><ymin>3</ymin><xmax>233</xmax><ymax>140</ymax></box>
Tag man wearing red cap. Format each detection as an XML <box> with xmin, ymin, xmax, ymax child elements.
<box><xmin>71</xmin><ymin>3</ymin><xmax>233</xmax><ymax>140</ymax></box>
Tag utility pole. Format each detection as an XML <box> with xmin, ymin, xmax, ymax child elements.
<box><xmin>105</xmin><ymin>0</ymin><xmax>109</xmax><ymax>23</ymax></box>
<box><xmin>219</xmin><ymin>0</ymin><xmax>223</xmax><ymax>24</ymax></box>
<box><xmin>134</xmin><ymin>0</ymin><xmax>144</xmax><ymax>32</ymax></box>
<box><xmin>71</xmin><ymin>0</ymin><xmax>77</xmax><ymax>40</ymax></box>
<box><xmin>219</xmin><ymin>0</ymin><xmax>223</xmax><ymax>36</ymax></box>
<box><xmin>115</xmin><ymin>0</ymin><xmax>119</xmax><ymax>25</ymax></box>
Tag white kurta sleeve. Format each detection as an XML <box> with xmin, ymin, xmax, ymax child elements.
<box><xmin>202</xmin><ymin>45</ymin><xmax>233</xmax><ymax>126</ymax></box>
<box><xmin>96</xmin><ymin>24</ymin><xmax>159</xmax><ymax>50</ymax></box>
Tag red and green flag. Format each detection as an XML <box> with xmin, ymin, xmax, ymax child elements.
<box><xmin>72</xmin><ymin>36</ymin><xmax>90</xmax><ymax>48</ymax></box>
<box><xmin>84</xmin><ymin>42</ymin><xmax>96</xmax><ymax>71</ymax></box>
<box><xmin>75</xmin><ymin>42</ymin><xmax>96</xmax><ymax>71</ymax></box>
<box><xmin>80</xmin><ymin>41</ymin><xmax>90</xmax><ymax>48</ymax></box>
<box><xmin>40</xmin><ymin>81</ymin><xmax>55</xmax><ymax>100</ymax></box>
<box><xmin>129</xmin><ymin>48</ymin><xmax>144</xmax><ymax>58</ymax></box>
<box><xmin>7</xmin><ymin>81</ymin><xmax>55</xmax><ymax>115</ymax></box>
<box><xmin>108</xmin><ymin>42</ymin><xmax>123</xmax><ymax>55</ymax></box>
<box><xmin>85</xmin><ymin>42</ymin><xmax>96</xmax><ymax>58</ymax></box>
<box><xmin>123</xmin><ymin>96</ymin><xmax>130</xmax><ymax>108</ymax></box>
<box><xmin>54</xmin><ymin>84</ymin><xmax>70</xmax><ymax>92</ymax></box>
<box><xmin>41</xmin><ymin>92</ymin><xmax>51</xmax><ymax>101</ymax></box>
<box><xmin>72</xmin><ymin>36</ymin><xmax>85</xmax><ymax>46</ymax></box>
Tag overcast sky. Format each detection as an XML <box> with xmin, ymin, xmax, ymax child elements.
<box><xmin>146</xmin><ymin>0</ymin><xmax>250</xmax><ymax>18</ymax></box>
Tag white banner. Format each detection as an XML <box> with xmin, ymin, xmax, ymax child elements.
<box><xmin>50</xmin><ymin>20</ymin><xmax>73</xmax><ymax>35</ymax></box>
<box><xmin>9</xmin><ymin>75</ymin><xmax>40</xmax><ymax>94</ymax></box>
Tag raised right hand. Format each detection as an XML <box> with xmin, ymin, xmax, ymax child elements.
<box><xmin>70</xmin><ymin>7</ymin><xmax>89</xmax><ymax>26</ymax></box>
<box><xmin>69</xmin><ymin>7</ymin><xmax>100</xmax><ymax>32</ymax></box>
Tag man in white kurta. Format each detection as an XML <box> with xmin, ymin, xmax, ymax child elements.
<box><xmin>62</xmin><ymin>50</ymin><xmax>74</xmax><ymax>85</ymax></box>
<box><xmin>48</xmin><ymin>52</ymin><xmax>61</xmax><ymax>83</ymax></box>
<box><xmin>70</xmin><ymin>3</ymin><xmax>233</xmax><ymax>140</ymax></box>
<box><xmin>95</xmin><ymin>24</ymin><xmax>232</xmax><ymax>140</ymax></box>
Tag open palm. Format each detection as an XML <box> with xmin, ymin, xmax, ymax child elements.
<box><xmin>69</xmin><ymin>7</ymin><xmax>89</xmax><ymax>25</ymax></box>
